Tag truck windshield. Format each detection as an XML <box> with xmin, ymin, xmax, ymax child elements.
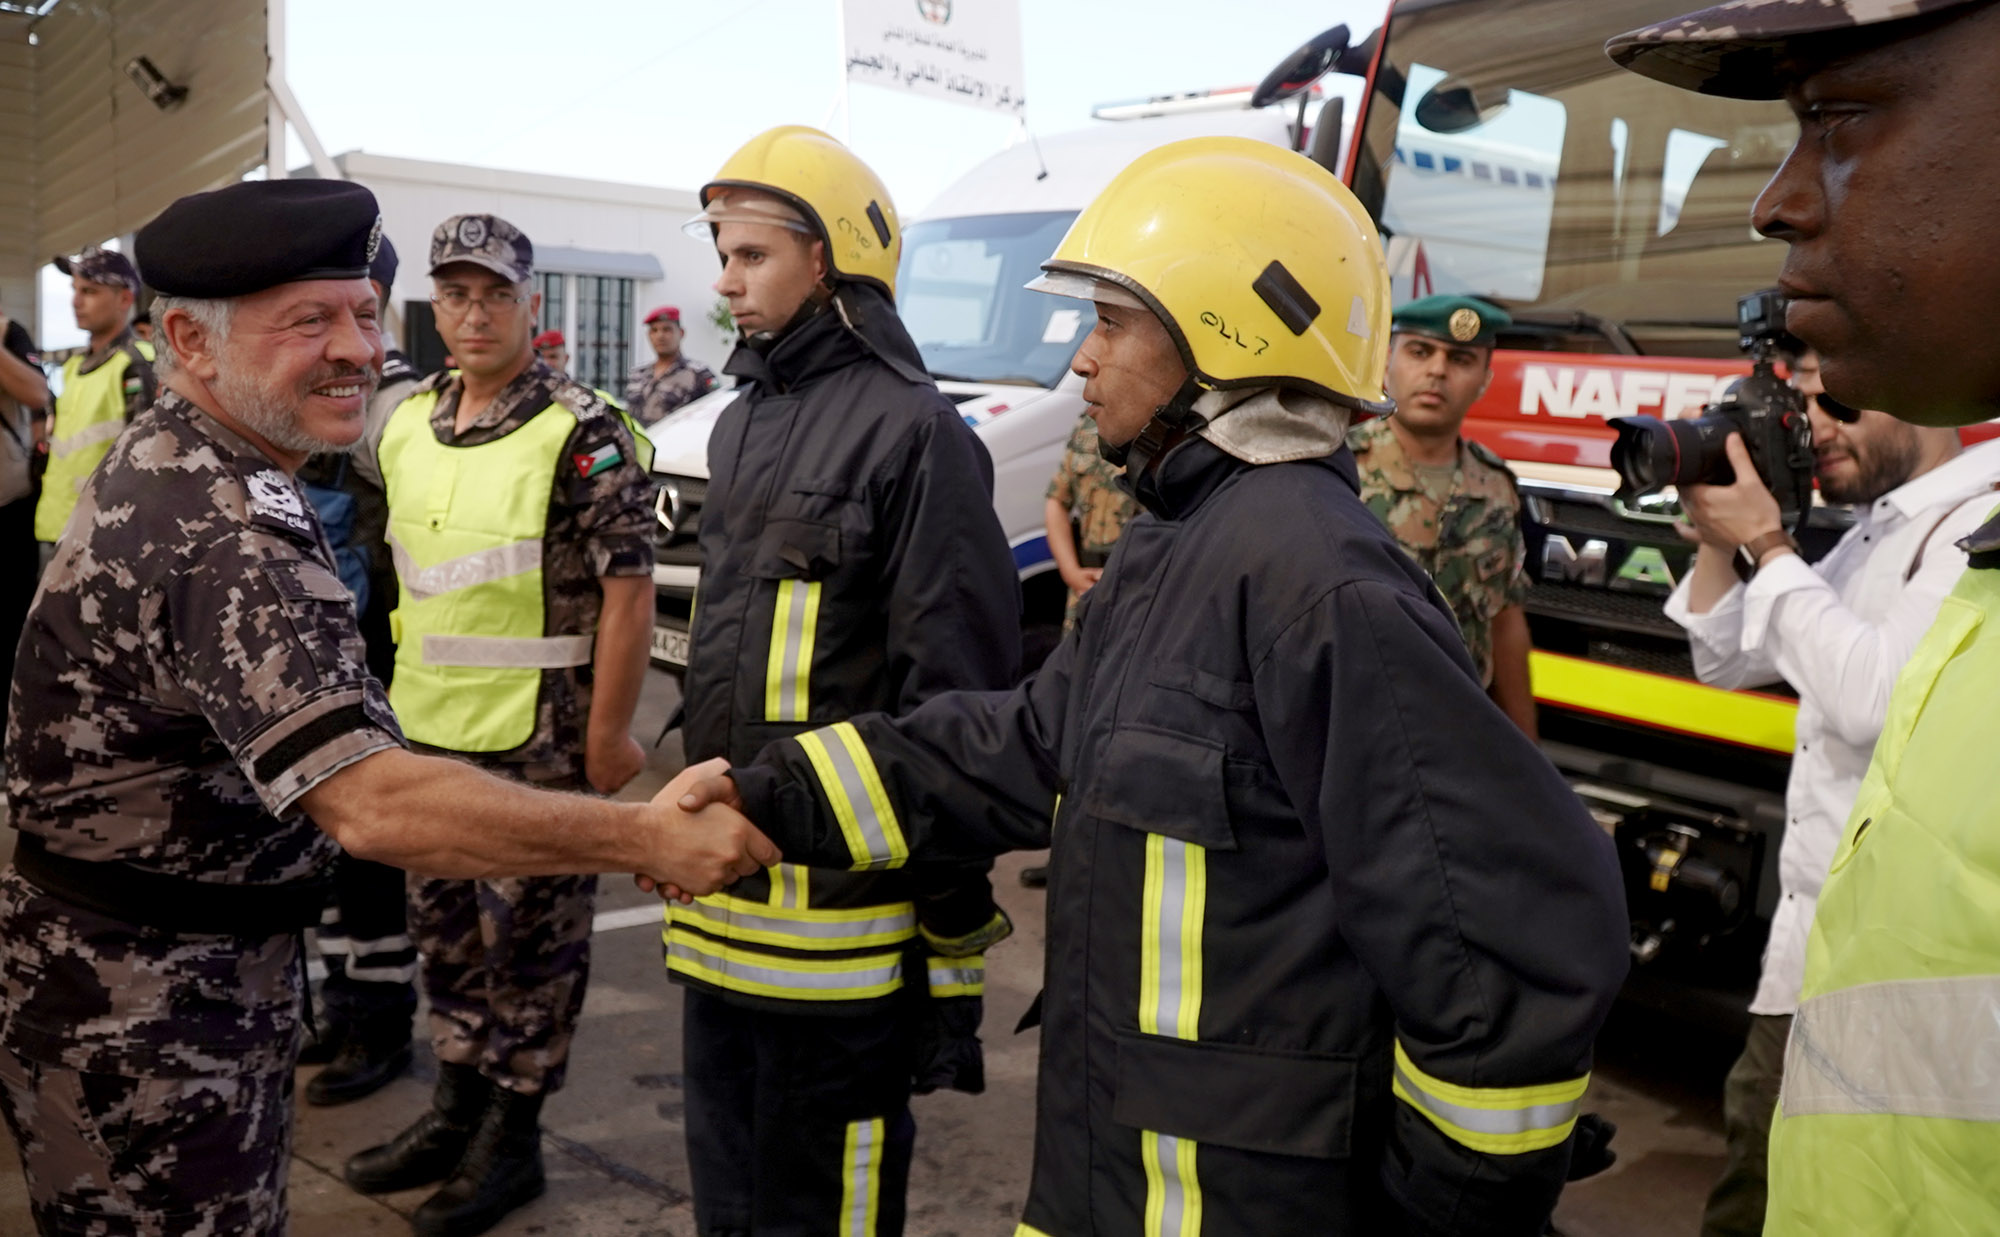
<box><xmin>1353</xmin><ymin>0</ymin><xmax>1800</xmax><ymax>357</ymax></box>
<box><xmin>898</xmin><ymin>210</ymin><xmax>1093</xmax><ymax>388</ymax></box>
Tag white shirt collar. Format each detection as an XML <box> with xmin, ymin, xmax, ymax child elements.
<box><xmin>1873</xmin><ymin>436</ymin><xmax>2000</xmax><ymax>524</ymax></box>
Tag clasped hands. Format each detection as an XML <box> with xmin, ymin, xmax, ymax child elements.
<box><xmin>636</xmin><ymin>757</ymin><xmax>769</xmax><ymax>905</ymax></box>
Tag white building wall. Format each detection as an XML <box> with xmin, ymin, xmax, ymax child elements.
<box><xmin>332</xmin><ymin>152</ymin><xmax>731</xmax><ymax>380</ymax></box>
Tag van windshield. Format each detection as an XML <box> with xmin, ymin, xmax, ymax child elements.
<box><xmin>1352</xmin><ymin>0</ymin><xmax>1800</xmax><ymax>357</ymax></box>
<box><xmin>898</xmin><ymin>211</ymin><xmax>1092</xmax><ymax>389</ymax></box>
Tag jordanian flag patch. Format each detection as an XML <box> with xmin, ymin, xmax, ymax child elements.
<box><xmin>574</xmin><ymin>443</ymin><xmax>623</xmax><ymax>478</ymax></box>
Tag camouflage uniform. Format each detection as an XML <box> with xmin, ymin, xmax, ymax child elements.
<box><xmin>1045</xmin><ymin>414</ymin><xmax>1139</xmax><ymax>629</ymax></box>
<box><xmin>0</xmin><ymin>390</ymin><xmax>405</xmax><ymax>1233</ymax></box>
<box><xmin>624</xmin><ymin>354</ymin><xmax>717</xmax><ymax>426</ymax></box>
<box><xmin>1348</xmin><ymin>416</ymin><xmax>1529</xmax><ymax>687</ymax></box>
<box><xmin>388</xmin><ymin>358</ymin><xmax>655</xmax><ymax>1096</ymax></box>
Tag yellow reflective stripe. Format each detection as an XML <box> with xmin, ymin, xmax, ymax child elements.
<box><xmin>927</xmin><ymin>954</ymin><xmax>985</xmax><ymax>997</ymax></box>
<box><xmin>1390</xmin><ymin>1041</ymin><xmax>1588</xmax><ymax>1155</ymax></box>
<box><xmin>1013</xmin><ymin>1227</ymin><xmax>1055</xmax><ymax>1237</ymax></box>
<box><xmin>765</xmin><ymin>579</ymin><xmax>821</xmax><ymax>722</ymax></box>
<box><xmin>1139</xmin><ymin>834</ymin><xmax>1205</xmax><ymax>1039</ymax></box>
<box><xmin>1530</xmin><ymin>651</ymin><xmax>1795</xmax><ymax>754</ymax></box>
<box><xmin>663</xmin><ymin>930</ymin><xmax>904</xmax><ymax>1001</ymax></box>
<box><xmin>765</xmin><ymin>862</ymin><xmax>815</xmax><ymax>910</ymax></box>
<box><xmin>1141</xmin><ymin>1130</ymin><xmax>1202</xmax><ymax>1237</ymax></box>
<box><xmin>675</xmin><ymin>893</ymin><xmax>915</xmax><ymax>951</ymax></box>
<box><xmin>796</xmin><ymin>723</ymin><xmax>908</xmax><ymax>870</ymax></box>
<box><xmin>841</xmin><ymin>1117</ymin><xmax>884</xmax><ymax>1237</ymax></box>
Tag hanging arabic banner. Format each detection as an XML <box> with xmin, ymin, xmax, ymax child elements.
<box><xmin>844</xmin><ymin>0</ymin><xmax>1026</xmax><ymax>116</ymax></box>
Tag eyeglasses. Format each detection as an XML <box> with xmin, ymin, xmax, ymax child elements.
<box><xmin>431</xmin><ymin>289</ymin><xmax>529</xmax><ymax>317</ymax></box>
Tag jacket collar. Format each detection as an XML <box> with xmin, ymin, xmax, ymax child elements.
<box><xmin>1129</xmin><ymin>433</ymin><xmax>1361</xmax><ymax>521</ymax></box>
<box><xmin>722</xmin><ymin>284</ymin><xmax>928</xmax><ymax>395</ymax></box>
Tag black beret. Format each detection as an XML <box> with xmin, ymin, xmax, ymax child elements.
<box><xmin>135</xmin><ymin>180</ymin><xmax>384</xmax><ymax>299</ymax></box>
<box><xmin>369</xmin><ymin>232</ymin><xmax>399</xmax><ymax>290</ymax></box>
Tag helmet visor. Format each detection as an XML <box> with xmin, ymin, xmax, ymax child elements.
<box><xmin>1025</xmin><ymin>268</ymin><xmax>1147</xmax><ymax>312</ymax></box>
<box><xmin>681</xmin><ymin>186</ymin><xmax>817</xmax><ymax>242</ymax></box>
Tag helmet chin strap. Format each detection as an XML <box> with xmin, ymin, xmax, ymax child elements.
<box><xmin>1098</xmin><ymin>375</ymin><xmax>1205</xmax><ymax>475</ymax></box>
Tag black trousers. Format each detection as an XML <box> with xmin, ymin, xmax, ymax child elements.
<box><xmin>317</xmin><ymin>853</ymin><xmax>419</xmax><ymax>1031</ymax></box>
<box><xmin>682</xmin><ymin>987</ymin><xmax>916</xmax><ymax>1237</ymax></box>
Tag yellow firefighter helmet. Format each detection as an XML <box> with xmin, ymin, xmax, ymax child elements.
<box><xmin>1027</xmin><ymin>136</ymin><xmax>1393</xmax><ymax>414</ymax></box>
<box><xmin>689</xmin><ymin>125</ymin><xmax>902</xmax><ymax>298</ymax></box>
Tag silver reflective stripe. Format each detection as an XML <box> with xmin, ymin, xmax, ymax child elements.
<box><xmin>1390</xmin><ymin>1056</ymin><xmax>1584</xmax><ymax>1139</ymax></box>
<box><xmin>814</xmin><ymin>731</ymin><xmax>902</xmax><ymax>870</ymax></box>
<box><xmin>49</xmin><ymin>419</ymin><xmax>125</xmax><ymax>457</ymax></box>
<box><xmin>421</xmin><ymin>633</ymin><xmax>594</xmax><ymax>668</ymax></box>
<box><xmin>927</xmin><ymin>960</ymin><xmax>983</xmax><ymax>990</ymax></box>
<box><xmin>1143</xmin><ymin>1132</ymin><xmax>1198</xmax><ymax>1237</ymax></box>
<box><xmin>843</xmin><ymin>1118</ymin><xmax>882</xmax><ymax>1237</ymax></box>
<box><xmin>1784</xmin><ymin>975</ymin><xmax>2000</xmax><ymax>1120</ymax></box>
<box><xmin>389</xmin><ymin>533</ymin><xmax>544</xmax><ymax>602</ymax></box>
<box><xmin>681</xmin><ymin>897</ymin><xmax>914</xmax><ymax>946</ymax></box>
<box><xmin>666</xmin><ymin>939</ymin><xmax>903</xmax><ymax>993</ymax></box>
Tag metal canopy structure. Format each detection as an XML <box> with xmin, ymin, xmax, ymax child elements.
<box><xmin>0</xmin><ymin>0</ymin><xmax>326</xmax><ymax>327</ymax></box>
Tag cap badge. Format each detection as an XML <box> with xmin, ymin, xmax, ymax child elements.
<box><xmin>365</xmin><ymin>215</ymin><xmax>383</xmax><ymax>263</ymax></box>
<box><xmin>1449</xmin><ymin>307</ymin><xmax>1482</xmax><ymax>342</ymax></box>
<box><xmin>457</xmin><ymin>217</ymin><xmax>489</xmax><ymax>249</ymax></box>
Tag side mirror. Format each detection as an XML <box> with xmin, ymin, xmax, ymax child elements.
<box><xmin>1413</xmin><ymin>77</ymin><xmax>1512</xmax><ymax>134</ymax></box>
<box><xmin>1308</xmin><ymin>96</ymin><xmax>1346</xmax><ymax>174</ymax></box>
<box><xmin>1250</xmin><ymin>24</ymin><xmax>1351</xmax><ymax>109</ymax></box>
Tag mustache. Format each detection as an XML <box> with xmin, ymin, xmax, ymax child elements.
<box><xmin>301</xmin><ymin>364</ymin><xmax>379</xmax><ymax>395</ymax></box>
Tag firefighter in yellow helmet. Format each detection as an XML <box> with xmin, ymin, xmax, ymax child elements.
<box><xmin>668</xmin><ymin>136</ymin><xmax>1630</xmax><ymax>1234</ymax></box>
<box><xmin>666</xmin><ymin>126</ymin><xmax>1021</xmax><ymax>1236</ymax></box>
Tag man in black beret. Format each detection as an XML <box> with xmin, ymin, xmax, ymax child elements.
<box><xmin>0</xmin><ymin>179</ymin><xmax>776</xmax><ymax>1236</ymax></box>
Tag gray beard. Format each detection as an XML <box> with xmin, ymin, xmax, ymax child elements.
<box><xmin>212</xmin><ymin>364</ymin><xmax>361</xmax><ymax>456</ymax></box>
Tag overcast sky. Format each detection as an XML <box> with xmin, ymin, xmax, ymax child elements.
<box><xmin>41</xmin><ymin>0</ymin><xmax>1386</xmax><ymax>348</ymax></box>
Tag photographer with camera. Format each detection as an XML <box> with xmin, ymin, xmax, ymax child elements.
<box><xmin>1663</xmin><ymin>347</ymin><xmax>2000</xmax><ymax>1237</ymax></box>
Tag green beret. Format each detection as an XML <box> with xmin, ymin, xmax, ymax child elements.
<box><xmin>1392</xmin><ymin>295</ymin><xmax>1511</xmax><ymax>349</ymax></box>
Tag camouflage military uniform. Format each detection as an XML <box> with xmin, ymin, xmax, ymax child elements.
<box><xmin>624</xmin><ymin>354</ymin><xmax>717</xmax><ymax>426</ymax></box>
<box><xmin>1348</xmin><ymin>416</ymin><xmax>1529</xmax><ymax>686</ymax></box>
<box><xmin>1045</xmin><ymin>414</ymin><xmax>1139</xmax><ymax>629</ymax></box>
<box><xmin>0</xmin><ymin>390</ymin><xmax>405</xmax><ymax>1234</ymax></box>
<box><xmin>388</xmin><ymin>358</ymin><xmax>655</xmax><ymax>1096</ymax></box>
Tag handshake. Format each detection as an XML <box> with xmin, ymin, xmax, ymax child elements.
<box><xmin>637</xmin><ymin>758</ymin><xmax>772</xmax><ymax>903</ymax></box>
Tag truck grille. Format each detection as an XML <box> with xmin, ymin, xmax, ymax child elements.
<box><xmin>654</xmin><ymin>474</ymin><xmax>706</xmax><ymax>569</ymax></box>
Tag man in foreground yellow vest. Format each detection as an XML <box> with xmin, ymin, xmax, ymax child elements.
<box><xmin>343</xmin><ymin>213</ymin><xmax>659</xmax><ymax>1237</ymax></box>
<box><xmin>1612</xmin><ymin>1</ymin><xmax>2000</xmax><ymax>1231</ymax></box>
<box><xmin>35</xmin><ymin>248</ymin><xmax>155</xmax><ymax>552</ymax></box>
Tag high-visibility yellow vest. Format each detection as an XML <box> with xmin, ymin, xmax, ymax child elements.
<box><xmin>379</xmin><ymin>388</ymin><xmax>587</xmax><ymax>753</ymax></box>
<box><xmin>36</xmin><ymin>339</ymin><xmax>153</xmax><ymax>542</ymax></box>
<box><xmin>1766</xmin><ymin>543</ymin><xmax>2000</xmax><ymax>1233</ymax></box>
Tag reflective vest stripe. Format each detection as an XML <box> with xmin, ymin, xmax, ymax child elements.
<box><xmin>1141</xmin><ymin>1131</ymin><xmax>1202</xmax><ymax>1237</ymax></box>
<box><xmin>795</xmin><ymin>723</ymin><xmax>908</xmax><ymax>870</ymax></box>
<box><xmin>1013</xmin><ymin>1227</ymin><xmax>1055</xmax><ymax>1237</ymax></box>
<box><xmin>1140</xmin><ymin>834</ymin><xmax>1205</xmax><ymax>1039</ymax></box>
<box><xmin>1784</xmin><ymin>975</ymin><xmax>2000</xmax><ymax>1121</ymax></box>
<box><xmin>389</xmin><ymin>532</ymin><xmax>543</xmax><ymax>601</ymax></box>
<box><xmin>420</xmin><ymin>633</ymin><xmax>594</xmax><ymax>668</ymax></box>
<box><xmin>765</xmin><ymin>579</ymin><xmax>821</xmax><ymax>721</ymax></box>
<box><xmin>768</xmin><ymin>862</ymin><xmax>811</xmax><ymax>910</ymax></box>
<box><xmin>1390</xmin><ymin>1041</ymin><xmax>1587</xmax><ymax>1155</ymax></box>
<box><xmin>47</xmin><ymin>419</ymin><xmax>126</xmax><ymax>457</ymax></box>
<box><xmin>664</xmin><ymin>933</ymin><xmax>903</xmax><ymax>1001</ymax></box>
<box><xmin>677</xmin><ymin>894</ymin><xmax>915</xmax><ymax>951</ymax></box>
<box><xmin>926</xmin><ymin>955</ymin><xmax>984</xmax><ymax>998</ymax></box>
<box><xmin>1138</xmin><ymin>832</ymin><xmax>1205</xmax><ymax>1235</ymax></box>
<box><xmin>840</xmin><ymin>1117</ymin><xmax>885</xmax><ymax>1237</ymax></box>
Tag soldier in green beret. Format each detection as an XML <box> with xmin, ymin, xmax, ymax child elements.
<box><xmin>1349</xmin><ymin>294</ymin><xmax>1536</xmax><ymax>736</ymax></box>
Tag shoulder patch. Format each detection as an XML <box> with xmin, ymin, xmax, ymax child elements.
<box><xmin>550</xmin><ymin>381</ymin><xmax>611</xmax><ymax>423</ymax></box>
<box><xmin>243</xmin><ymin>465</ymin><xmax>319</xmax><ymax>540</ymax></box>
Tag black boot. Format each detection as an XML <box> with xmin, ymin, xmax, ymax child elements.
<box><xmin>343</xmin><ymin>1062</ymin><xmax>490</xmax><ymax>1194</ymax></box>
<box><xmin>296</xmin><ymin>1021</ymin><xmax>345</xmax><ymax>1066</ymax></box>
<box><xmin>307</xmin><ymin>1015</ymin><xmax>413</xmax><ymax>1107</ymax></box>
<box><xmin>410</xmin><ymin>1087</ymin><xmax>548</xmax><ymax>1237</ymax></box>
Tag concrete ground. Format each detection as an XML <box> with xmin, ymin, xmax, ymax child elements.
<box><xmin>0</xmin><ymin>668</ymin><xmax>1738</xmax><ymax>1235</ymax></box>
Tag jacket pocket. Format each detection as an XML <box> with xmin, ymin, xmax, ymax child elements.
<box><xmin>1083</xmin><ymin>726</ymin><xmax>1237</xmax><ymax>852</ymax></box>
<box><xmin>1148</xmin><ymin>662</ymin><xmax>1257</xmax><ymax>712</ymax></box>
<box><xmin>746</xmin><ymin>518</ymin><xmax>843</xmax><ymax>581</ymax></box>
<box><xmin>1112</xmin><ymin>1029</ymin><xmax>1356</xmax><ymax>1159</ymax></box>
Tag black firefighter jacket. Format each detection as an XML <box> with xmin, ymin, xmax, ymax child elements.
<box><xmin>672</xmin><ymin>286</ymin><xmax>1022</xmax><ymax>1019</ymax></box>
<box><xmin>733</xmin><ymin>433</ymin><xmax>1632</xmax><ymax>1234</ymax></box>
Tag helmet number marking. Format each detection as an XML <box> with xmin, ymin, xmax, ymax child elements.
<box><xmin>1199</xmin><ymin>310</ymin><xmax>1271</xmax><ymax>357</ymax></box>
<box><xmin>836</xmin><ymin>216</ymin><xmax>877</xmax><ymax>252</ymax></box>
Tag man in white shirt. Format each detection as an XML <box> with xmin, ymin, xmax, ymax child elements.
<box><xmin>1666</xmin><ymin>350</ymin><xmax>2000</xmax><ymax>1237</ymax></box>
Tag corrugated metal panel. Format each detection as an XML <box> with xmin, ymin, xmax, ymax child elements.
<box><xmin>36</xmin><ymin>0</ymin><xmax>266</xmax><ymax>259</ymax></box>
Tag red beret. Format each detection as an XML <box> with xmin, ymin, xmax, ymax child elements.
<box><xmin>644</xmin><ymin>306</ymin><xmax>682</xmax><ymax>325</ymax></box>
<box><xmin>532</xmin><ymin>330</ymin><xmax>565</xmax><ymax>349</ymax></box>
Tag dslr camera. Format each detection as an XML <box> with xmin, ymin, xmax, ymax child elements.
<box><xmin>1608</xmin><ymin>289</ymin><xmax>1816</xmax><ymax>535</ymax></box>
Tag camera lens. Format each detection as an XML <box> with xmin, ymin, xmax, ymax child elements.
<box><xmin>1609</xmin><ymin>415</ymin><xmax>1736</xmax><ymax>495</ymax></box>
